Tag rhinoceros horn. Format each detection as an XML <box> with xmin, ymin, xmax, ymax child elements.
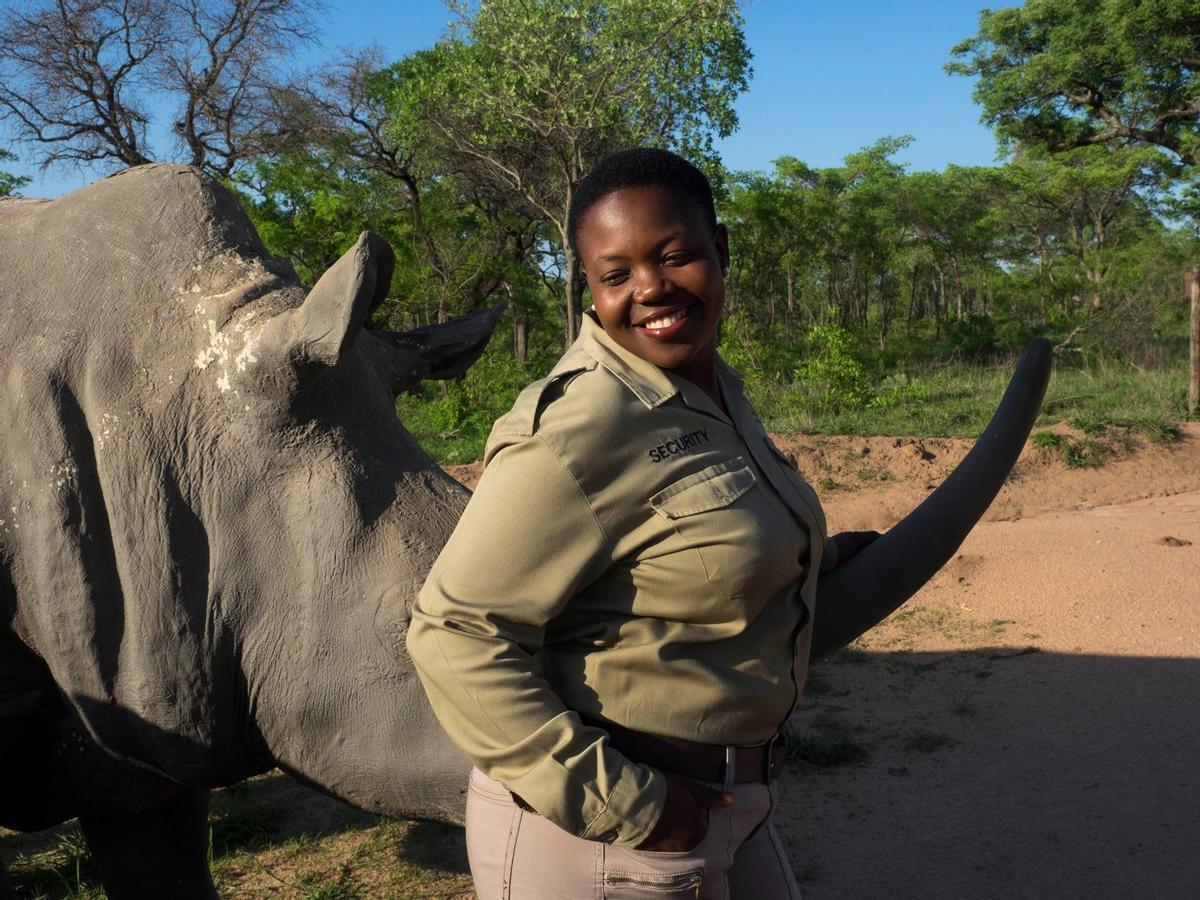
<box><xmin>811</xmin><ymin>337</ymin><xmax>1053</xmax><ymax>661</ymax></box>
<box><xmin>373</xmin><ymin>303</ymin><xmax>507</xmax><ymax>394</ymax></box>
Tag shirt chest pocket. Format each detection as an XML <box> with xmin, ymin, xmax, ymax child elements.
<box><xmin>649</xmin><ymin>457</ymin><xmax>799</xmax><ymax>606</ymax></box>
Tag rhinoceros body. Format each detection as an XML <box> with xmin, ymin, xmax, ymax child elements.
<box><xmin>0</xmin><ymin>165</ymin><xmax>486</xmax><ymax>897</ymax></box>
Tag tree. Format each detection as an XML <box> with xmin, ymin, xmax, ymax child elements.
<box><xmin>0</xmin><ymin>0</ymin><xmax>321</xmax><ymax>176</ymax></box>
<box><xmin>252</xmin><ymin>47</ymin><xmax>545</xmax><ymax>353</ymax></box>
<box><xmin>896</xmin><ymin>166</ymin><xmax>999</xmax><ymax>324</ymax></box>
<box><xmin>398</xmin><ymin>0</ymin><xmax>750</xmax><ymax>346</ymax></box>
<box><xmin>0</xmin><ymin>147</ymin><xmax>31</xmax><ymax>196</ymax></box>
<box><xmin>162</xmin><ymin>0</ymin><xmax>322</xmax><ymax>175</ymax></box>
<box><xmin>948</xmin><ymin>0</ymin><xmax>1200</xmax><ymax>165</ymax></box>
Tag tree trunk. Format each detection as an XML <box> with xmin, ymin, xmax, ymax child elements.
<box><xmin>1036</xmin><ymin>235</ymin><xmax>1049</xmax><ymax>325</ymax></box>
<box><xmin>562</xmin><ymin>241</ymin><xmax>584</xmax><ymax>348</ymax></box>
<box><xmin>505</xmin><ymin>283</ymin><xmax>527</xmax><ymax>362</ymax></box>
<box><xmin>1189</xmin><ymin>267</ymin><xmax>1199</xmax><ymax>416</ymax></box>
<box><xmin>950</xmin><ymin>256</ymin><xmax>964</xmax><ymax>319</ymax></box>
<box><xmin>786</xmin><ymin>262</ymin><xmax>795</xmax><ymax>320</ymax></box>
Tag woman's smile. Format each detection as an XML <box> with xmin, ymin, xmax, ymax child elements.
<box><xmin>633</xmin><ymin>299</ymin><xmax>698</xmax><ymax>339</ymax></box>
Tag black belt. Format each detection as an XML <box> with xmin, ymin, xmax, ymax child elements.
<box><xmin>580</xmin><ymin>714</ymin><xmax>786</xmax><ymax>787</ymax></box>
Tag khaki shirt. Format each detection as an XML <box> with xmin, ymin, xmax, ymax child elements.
<box><xmin>406</xmin><ymin>311</ymin><xmax>828</xmax><ymax>848</ymax></box>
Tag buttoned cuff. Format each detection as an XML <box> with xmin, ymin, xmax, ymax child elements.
<box><xmin>579</xmin><ymin>762</ymin><xmax>668</xmax><ymax>848</ymax></box>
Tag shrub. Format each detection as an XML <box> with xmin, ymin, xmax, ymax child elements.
<box><xmin>869</xmin><ymin>372</ymin><xmax>928</xmax><ymax>409</ymax></box>
<box><xmin>793</xmin><ymin>323</ymin><xmax>873</xmax><ymax>412</ymax></box>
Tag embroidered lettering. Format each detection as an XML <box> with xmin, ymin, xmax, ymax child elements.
<box><xmin>648</xmin><ymin>428</ymin><xmax>710</xmax><ymax>462</ymax></box>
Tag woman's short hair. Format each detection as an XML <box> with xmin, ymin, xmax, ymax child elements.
<box><xmin>567</xmin><ymin>147</ymin><xmax>716</xmax><ymax>255</ymax></box>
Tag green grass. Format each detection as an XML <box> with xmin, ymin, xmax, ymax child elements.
<box><xmin>1</xmin><ymin>774</ymin><xmax>474</xmax><ymax>899</ymax></box>
<box><xmin>397</xmin><ymin>338</ymin><xmax>1190</xmax><ymax>464</ymax></box>
<box><xmin>751</xmin><ymin>357</ymin><xmax>1190</xmax><ymax>440</ymax></box>
<box><xmin>785</xmin><ymin>713</ymin><xmax>869</xmax><ymax>767</ymax></box>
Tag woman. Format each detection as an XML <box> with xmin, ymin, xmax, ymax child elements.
<box><xmin>406</xmin><ymin>148</ymin><xmax>875</xmax><ymax>899</ymax></box>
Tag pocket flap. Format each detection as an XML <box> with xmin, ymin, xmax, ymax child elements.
<box><xmin>649</xmin><ymin>458</ymin><xmax>757</xmax><ymax>519</ymax></box>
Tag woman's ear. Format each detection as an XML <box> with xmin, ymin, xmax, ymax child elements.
<box><xmin>714</xmin><ymin>223</ymin><xmax>730</xmax><ymax>275</ymax></box>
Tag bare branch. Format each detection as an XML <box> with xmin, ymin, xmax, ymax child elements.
<box><xmin>0</xmin><ymin>0</ymin><xmax>165</xmax><ymax>169</ymax></box>
<box><xmin>160</xmin><ymin>0</ymin><xmax>324</xmax><ymax>175</ymax></box>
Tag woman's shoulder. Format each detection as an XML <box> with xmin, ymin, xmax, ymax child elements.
<box><xmin>485</xmin><ymin>351</ymin><xmax>645</xmax><ymax>465</ymax></box>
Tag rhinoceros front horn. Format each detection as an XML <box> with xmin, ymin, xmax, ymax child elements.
<box><xmin>810</xmin><ymin>338</ymin><xmax>1053</xmax><ymax>661</ymax></box>
<box><xmin>372</xmin><ymin>304</ymin><xmax>506</xmax><ymax>394</ymax></box>
<box><xmin>289</xmin><ymin>230</ymin><xmax>395</xmax><ymax>368</ymax></box>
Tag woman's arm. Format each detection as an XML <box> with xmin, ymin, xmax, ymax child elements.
<box><xmin>406</xmin><ymin>434</ymin><xmax>666</xmax><ymax>848</ymax></box>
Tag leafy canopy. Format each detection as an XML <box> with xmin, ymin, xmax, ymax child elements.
<box><xmin>0</xmin><ymin>147</ymin><xmax>30</xmax><ymax>196</ymax></box>
<box><xmin>393</xmin><ymin>0</ymin><xmax>750</xmax><ymax>234</ymax></box>
<box><xmin>948</xmin><ymin>0</ymin><xmax>1200</xmax><ymax>164</ymax></box>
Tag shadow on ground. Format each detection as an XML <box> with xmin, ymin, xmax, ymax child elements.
<box><xmin>1</xmin><ymin>772</ymin><xmax>469</xmax><ymax>898</ymax></box>
<box><xmin>3</xmin><ymin>647</ymin><xmax>1197</xmax><ymax>897</ymax></box>
<box><xmin>782</xmin><ymin>648</ymin><xmax>1200</xmax><ymax>899</ymax></box>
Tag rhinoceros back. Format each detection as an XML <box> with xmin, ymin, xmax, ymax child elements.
<box><xmin>0</xmin><ymin>166</ymin><xmax>299</xmax><ymax>784</ymax></box>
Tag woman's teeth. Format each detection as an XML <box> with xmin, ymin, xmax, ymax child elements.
<box><xmin>641</xmin><ymin>307</ymin><xmax>688</xmax><ymax>329</ymax></box>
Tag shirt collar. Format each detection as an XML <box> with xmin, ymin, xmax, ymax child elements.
<box><xmin>578</xmin><ymin>309</ymin><xmax>680</xmax><ymax>409</ymax></box>
<box><xmin>577</xmin><ymin>310</ymin><xmax>747</xmax><ymax>422</ymax></box>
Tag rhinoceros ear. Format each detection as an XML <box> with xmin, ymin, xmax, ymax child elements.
<box><xmin>372</xmin><ymin>304</ymin><xmax>504</xmax><ymax>394</ymax></box>
<box><xmin>291</xmin><ymin>231</ymin><xmax>395</xmax><ymax>367</ymax></box>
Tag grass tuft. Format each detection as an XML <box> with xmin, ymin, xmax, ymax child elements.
<box><xmin>906</xmin><ymin>730</ymin><xmax>955</xmax><ymax>753</ymax></box>
<box><xmin>785</xmin><ymin>714</ymin><xmax>868</xmax><ymax>767</ymax></box>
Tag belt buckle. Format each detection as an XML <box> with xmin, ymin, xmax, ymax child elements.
<box><xmin>722</xmin><ymin>746</ymin><xmax>736</xmax><ymax>793</ymax></box>
<box><xmin>763</xmin><ymin>733</ymin><xmax>780</xmax><ymax>783</ymax></box>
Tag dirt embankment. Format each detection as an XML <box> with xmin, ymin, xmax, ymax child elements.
<box><xmin>448</xmin><ymin>424</ymin><xmax>1200</xmax><ymax>531</ymax></box>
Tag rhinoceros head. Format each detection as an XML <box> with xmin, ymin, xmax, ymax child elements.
<box><xmin>0</xmin><ymin>165</ymin><xmax>486</xmax><ymax>821</ymax></box>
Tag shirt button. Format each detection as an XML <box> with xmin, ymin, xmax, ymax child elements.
<box><xmin>599</xmin><ymin>830</ymin><xmax>620</xmax><ymax>843</ymax></box>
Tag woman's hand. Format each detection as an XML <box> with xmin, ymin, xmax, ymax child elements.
<box><xmin>634</xmin><ymin>772</ymin><xmax>733</xmax><ymax>852</ymax></box>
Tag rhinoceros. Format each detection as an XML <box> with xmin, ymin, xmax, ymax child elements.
<box><xmin>0</xmin><ymin>162</ymin><xmax>1053</xmax><ymax>899</ymax></box>
<box><xmin>0</xmin><ymin>164</ymin><xmax>500</xmax><ymax>897</ymax></box>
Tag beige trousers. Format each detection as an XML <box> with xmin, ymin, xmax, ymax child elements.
<box><xmin>465</xmin><ymin>767</ymin><xmax>802</xmax><ymax>900</ymax></box>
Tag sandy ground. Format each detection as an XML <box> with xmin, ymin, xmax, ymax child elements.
<box><xmin>775</xmin><ymin>426</ymin><xmax>1200</xmax><ymax>899</ymax></box>
<box><xmin>456</xmin><ymin>424</ymin><xmax>1200</xmax><ymax>897</ymax></box>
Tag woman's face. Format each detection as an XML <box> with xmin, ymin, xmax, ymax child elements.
<box><xmin>576</xmin><ymin>185</ymin><xmax>729</xmax><ymax>385</ymax></box>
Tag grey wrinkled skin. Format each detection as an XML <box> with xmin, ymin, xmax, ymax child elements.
<box><xmin>0</xmin><ymin>165</ymin><xmax>486</xmax><ymax>897</ymax></box>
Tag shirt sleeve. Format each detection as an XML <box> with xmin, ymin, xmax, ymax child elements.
<box><xmin>405</xmin><ymin>433</ymin><xmax>667</xmax><ymax>847</ymax></box>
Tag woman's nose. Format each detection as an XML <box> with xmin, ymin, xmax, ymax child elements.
<box><xmin>632</xmin><ymin>269</ymin><xmax>669</xmax><ymax>303</ymax></box>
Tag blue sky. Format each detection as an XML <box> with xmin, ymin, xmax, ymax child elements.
<box><xmin>5</xmin><ymin>0</ymin><xmax>1016</xmax><ymax>198</ymax></box>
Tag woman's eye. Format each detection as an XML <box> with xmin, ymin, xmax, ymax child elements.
<box><xmin>663</xmin><ymin>252</ymin><xmax>692</xmax><ymax>266</ymax></box>
<box><xmin>601</xmin><ymin>271</ymin><xmax>629</xmax><ymax>286</ymax></box>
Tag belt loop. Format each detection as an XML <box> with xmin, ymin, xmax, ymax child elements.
<box><xmin>722</xmin><ymin>746</ymin><xmax>736</xmax><ymax>793</ymax></box>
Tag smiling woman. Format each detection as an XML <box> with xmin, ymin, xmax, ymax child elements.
<box><xmin>405</xmin><ymin>148</ymin><xmax>874</xmax><ymax>899</ymax></box>
<box><xmin>572</xmin><ymin>160</ymin><xmax>730</xmax><ymax>399</ymax></box>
